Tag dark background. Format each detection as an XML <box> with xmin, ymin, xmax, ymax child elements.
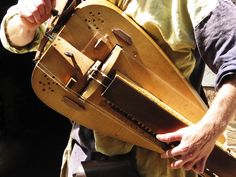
<box><xmin>0</xmin><ymin>1</ymin><xmax>72</xmax><ymax>177</ymax></box>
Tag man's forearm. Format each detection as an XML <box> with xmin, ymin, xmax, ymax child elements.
<box><xmin>6</xmin><ymin>14</ymin><xmax>37</xmax><ymax>47</ymax></box>
<box><xmin>199</xmin><ymin>76</ymin><xmax>236</xmax><ymax>138</ymax></box>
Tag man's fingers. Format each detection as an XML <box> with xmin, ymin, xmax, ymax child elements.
<box><xmin>169</xmin><ymin>155</ymin><xmax>192</xmax><ymax>169</ymax></box>
<box><xmin>18</xmin><ymin>0</ymin><xmax>53</xmax><ymax>26</ymax></box>
<box><xmin>51</xmin><ymin>0</ymin><xmax>56</xmax><ymax>9</ymax></box>
<box><xmin>169</xmin><ymin>154</ymin><xmax>207</xmax><ymax>173</ymax></box>
<box><xmin>33</xmin><ymin>0</ymin><xmax>53</xmax><ymax>15</ymax></box>
<box><xmin>20</xmin><ymin>13</ymin><xmax>35</xmax><ymax>24</ymax></box>
<box><xmin>44</xmin><ymin>0</ymin><xmax>56</xmax><ymax>14</ymax></box>
<box><xmin>28</xmin><ymin>2</ymin><xmax>44</xmax><ymax>24</ymax></box>
<box><xmin>183</xmin><ymin>157</ymin><xmax>199</xmax><ymax>171</ymax></box>
<box><xmin>169</xmin><ymin>159</ymin><xmax>185</xmax><ymax>169</ymax></box>
<box><xmin>19</xmin><ymin>5</ymin><xmax>37</xmax><ymax>25</ymax></box>
<box><xmin>32</xmin><ymin>10</ymin><xmax>42</xmax><ymax>24</ymax></box>
<box><xmin>44</xmin><ymin>0</ymin><xmax>52</xmax><ymax>14</ymax></box>
<box><xmin>193</xmin><ymin>157</ymin><xmax>208</xmax><ymax>174</ymax></box>
<box><xmin>161</xmin><ymin>145</ymin><xmax>189</xmax><ymax>158</ymax></box>
<box><xmin>19</xmin><ymin>3</ymin><xmax>41</xmax><ymax>24</ymax></box>
<box><xmin>156</xmin><ymin>131</ymin><xmax>182</xmax><ymax>143</ymax></box>
<box><xmin>36</xmin><ymin>3</ymin><xmax>46</xmax><ymax>17</ymax></box>
<box><xmin>168</xmin><ymin>152</ymin><xmax>197</xmax><ymax>170</ymax></box>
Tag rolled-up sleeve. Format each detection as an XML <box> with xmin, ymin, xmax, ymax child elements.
<box><xmin>193</xmin><ymin>0</ymin><xmax>236</xmax><ymax>89</ymax></box>
<box><xmin>0</xmin><ymin>5</ymin><xmax>46</xmax><ymax>54</ymax></box>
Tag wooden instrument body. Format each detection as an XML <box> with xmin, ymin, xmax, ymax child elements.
<box><xmin>31</xmin><ymin>1</ymin><xmax>235</xmax><ymax>176</ymax></box>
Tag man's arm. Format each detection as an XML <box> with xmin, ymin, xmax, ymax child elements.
<box><xmin>157</xmin><ymin>0</ymin><xmax>236</xmax><ymax>174</ymax></box>
<box><xmin>4</xmin><ymin>0</ymin><xmax>55</xmax><ymax>47</ymax></box>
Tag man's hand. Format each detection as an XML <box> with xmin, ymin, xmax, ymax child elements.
<box><xmin>156</xmin><ymin>77</ymin><xmax>236</xmax><ymax>174</ymax></box>
<box><xmin>156</xmin><ymin>123</ymin><xmax>216</xmax><ymax>174</ymax></box>
<box><xmin>6</xmin><ymin>0</ymin><xmax>56</xmax><ymax>47</ymax></box>
<box><xmin>17</xmin><ymin>0</ymin><xmax>56</xmax><ymax>29</ymax></box>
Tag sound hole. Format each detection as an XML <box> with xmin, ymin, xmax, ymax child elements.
<box><xmin>38</xmin><ymin>74</ymin><xmax>58</xmax><ymax>92</ymax></box>
<box><xmin>84</xmin><ymin>11</ymin><xmax>104</xmax><ymax>30</ymax></box>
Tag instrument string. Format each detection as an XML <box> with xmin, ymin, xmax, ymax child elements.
<box><xmin>87</xmin><ymin>74</ymin><xmax>108</xmax><ymax>88</ymax></box>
